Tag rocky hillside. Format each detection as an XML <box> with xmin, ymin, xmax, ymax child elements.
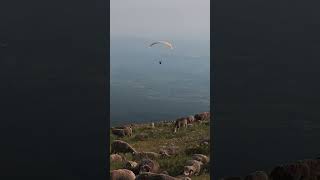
<box><xmin>110</xmin><ymin>112</ymin><xmax>211</xmax><ymax>180</ymax></box>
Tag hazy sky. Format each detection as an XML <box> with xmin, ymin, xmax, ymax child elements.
<box><xmin>111</xmin><ymin>0</ymin><xmax>210</xmax><ymax>40</ymax></box>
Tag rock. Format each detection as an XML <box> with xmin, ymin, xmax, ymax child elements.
<box><xmin>137</xmin><ymin>158</ymin><xmax>160</xmax><ymax>174</ymax></box>
<box><xmin>110</xmin><ymin>169</ymin><xmax>135</xmax><ymax>180</ymax></box>
<box><xmin>183</xmin><ymin>160</ymin><xmax>203</xmax><ymax>176</ymax></box>
<box><xmin>192</xmin><ymin>154</ymin><xmax>210</xmax><ymax>164</ymax></box>
<box><xmin>110</xmin><ymin>154</ymin><xmax>126</xmax><ymax>163</ymax></box>
<box><xmin>110</xmin><ymin>140</ymin><xmax>137</xmax><ymax>155</ymax></box>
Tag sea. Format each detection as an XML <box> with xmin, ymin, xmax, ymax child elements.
<box><xmin>110</xmin><ymin>37</ymin><xmax>210</xmax><ymax>126</ymax></box>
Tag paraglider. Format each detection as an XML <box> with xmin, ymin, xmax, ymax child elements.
<box><xmin>149</xmin><ymin>41</ymin><xmax>174</xmax><ymax>64</ymax></box>
<box><xmin>149</xmin><ymin>41</ymin><xmax>174</xmax><ymax>49</ymax></box>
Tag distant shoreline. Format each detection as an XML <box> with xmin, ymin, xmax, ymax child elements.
<box><xmin>110</xmin><ymin>119</ymin><xmax>176</xmax><ymax>128</ymax></box>
<box><xmin>110</xmin><ymin>111</ymin><xmax>210</xmax><ymax>128</ymax></box>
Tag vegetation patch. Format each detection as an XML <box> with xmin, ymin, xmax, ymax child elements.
<box><xmin>110</xmin><ymin>119</ymin><xmax>210</xmax><ymax>179</ymax></box>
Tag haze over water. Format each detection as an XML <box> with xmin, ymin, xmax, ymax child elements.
<box><xmin>110</xmin><ymin>37</ymin><xmax>210</xmax><ymax>126</ymax></box>
<box><xmin>110</xmin><ymin>0</ymin><xmax>210</xmax><ymax>126</ymax></box>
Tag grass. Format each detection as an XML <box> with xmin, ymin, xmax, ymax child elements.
<box><xmin>192</xmin><ymin>174</ymin><xmax>211</xmax><ymax>180</ymax></box>
<box><xmin>110</xmin><ymin>120</ymin><xmax>210</xmax><ymax>179</ymax></box>
<box><xmin>110</xmin><ymin>161</ymin><xmax>124</xmax><ymax>171</ymax></box>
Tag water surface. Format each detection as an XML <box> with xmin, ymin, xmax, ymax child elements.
<box><xmin>110</xmin><ymin>37</ymin><xmax>210</xmax><ymax>126</ymax></box>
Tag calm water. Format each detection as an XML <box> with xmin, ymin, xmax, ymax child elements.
<box><xmin>110</xmin><ymin>37</ymin><xmax>210</xmax><ymax>126</ymax></box>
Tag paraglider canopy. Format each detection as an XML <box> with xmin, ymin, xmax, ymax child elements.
<box><xmin>149</xmin><ymin>41</ymin><xmax>174</xmax><ymax>49</ymax></box>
